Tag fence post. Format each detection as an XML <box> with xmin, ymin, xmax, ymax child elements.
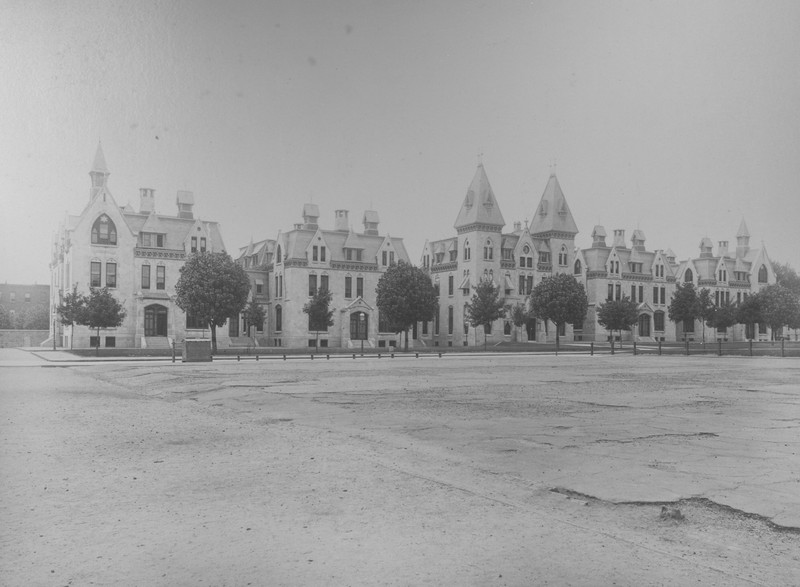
<box><xmin>326</xmin><ymin>354</ymin><xmax>330</xmax><ymax>360</ymax></box>
<box><xmin>391</xmin><ymin>353</ymin><xmax>394</xmax><ymax>358</ymax></box>
<box><xmin>611</xmin><ymin>340</ymin><xmax>615</xmax><ymax>355</ymax></box>
<box><xmin>438</xmin><ymin>352</ymin><xmax>442</xmax><ymax>358</ymax></box>
<box><xmin>172</xmin><ymin>341</ymin><xmax>176</xmax><ymax>363</ymax></box>
<box><xmin>658</xmin><ymin>340</ymin><xmax>662</xmax><ymax>356</ymax></box>
<box><xmin>685</xmin><ymin>339</ymin><xmax>689</xmax><ymax>356</ymax></box>
<box><xmin>633</xmin><ymin>341</ymin><xmax>637</xmax><ymax>356</ymax></box>
<box><xmin>749</xmin><ymin>340</ymin><xmax>753</xmax><ymax>356</ymax></box>
<box><xmin>718</xmin><ymin>339</ymin><xmax>722</xmax><ymax>356</ymax></box>
<box><xmin>415</xmin><ymin>352</ymin><xmax>419</xmax><ymax>359</ymax></box>
<box><xmin>283</xmin><ymin>354</ymin><xmax>286</xmax><ymax>360</ymax></box>
<box><xmin>256</xmin><ymin>355</ymin><xmax>259</xmax><ymax>361</ymax></box>
<box><xmin>590</xmin><ymin>342</ymin><xmax>594</xmax><ymax>356</ymax></box>
<box><xmin>310</xmin><ymin>354</ymin><xmax>314</xmax><ymax>360</ymax></box>
<box><xmin>782</xmin><ymin>338</ymin><xmax>785</xmax><ymax>358</ymax></box>
<box><xmin>353</xmin><ymin>353</ymin><xmax>356</xmax><ymax>359</ymax></box>
<box><xmin>237</xmin><ymin>355</ymin><xmax>240</xmax><ymax>362</ymax></box>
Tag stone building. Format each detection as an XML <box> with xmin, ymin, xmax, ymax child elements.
<box><xmin>49</xmin><ymin>144</ymin><xmax>227</xmax><ymax>349</ymax></box>
<box><xmin>236</xmin><ymin>205</ymin><xmax>411</xmax><ymax>349</ymax></box>
<box><xmin>420</xmin><ymin>164</ymin><xmax>579</xmax><ymax>347</ymax></box>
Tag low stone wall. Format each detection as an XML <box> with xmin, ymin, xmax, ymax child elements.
<box><xmin>0</xmin><ymin>330</ymin><xmax>50</xmax><ymax>348</ymax></box>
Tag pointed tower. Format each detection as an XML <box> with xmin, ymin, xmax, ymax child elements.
<box><xmin>89</xmin><ymin>143</ymin><xmax>109</xmax><ymax>200</ymax></box>
<box><xmin>736</xmin><ymin>219</ymin><xmax>750</xmax><ymax>258</ymax></box>
<box><xmin>453</xmin><ymin>163</ymin><xmax>505</xmax><ymax>292</ymax></box>
<box><xmin>529</xmin><ymin>173</ymin><xmax>579</xmax><ymax>273</ymax></box>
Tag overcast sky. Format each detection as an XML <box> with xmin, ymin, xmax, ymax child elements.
<box><xmin>2</xmin><ymin>0</ymin><xmax>798</xmax><ymax>285</ymax></box>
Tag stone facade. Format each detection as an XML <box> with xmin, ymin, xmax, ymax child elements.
<box><xmin>49</xmin><ymin>145</ymin><xmax>228</xmax><ymax>349</ymax></box>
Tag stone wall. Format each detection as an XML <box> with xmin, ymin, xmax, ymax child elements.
<box><xmin>0</xmin><ymin>330</ymin><xmax>50</xmax><ymax>348</ymax></box>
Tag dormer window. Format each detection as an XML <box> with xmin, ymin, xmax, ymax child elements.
<box><xmin>91</xmin><ymin>215</ymin><xmax>117</xmax><ymax>245</ymax></box>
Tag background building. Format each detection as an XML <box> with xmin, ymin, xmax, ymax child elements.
<box><xmin>49</xmin><ymin>145</ymin><xmax>227</xmax><ymax>349</ymax></box>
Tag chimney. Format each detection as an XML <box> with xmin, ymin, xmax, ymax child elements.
<box><xmin>612</xmin><ymin>229</ymin><xmax>626</xmax><ymax>248</ymax></box>
<box><xmin>631</xmin><ymin>229</ymin><xmax>646</xmax><ymax>252</ymax></box>
<box><xmin>363</xmin><ymin>210</ymin><xmax>379</xmax><ymax>236</ymax></box>
<box><xmin>334</xmin><ymin>209</ymin><xmax>349</xmax><ymax>232</ymax></box>
<box><xmin>699</xmin><ymin>237</ymin><xmax>713</xmax><ymax>258</ymax></box>
<box><xmin>139</xmin><ymin>188</ymin><xmax>155</xmax><ymax>214</ymax></box>
<box><xmin>591</xmin><ymin>225</ymin><xmax>607</xmax><ymax>247</ymax></box>
<box><xmin>302</xmin><ymin>204</ymin><xmax>320</xmax><ymax>230</ymax></box>
<box><xmin>513</xmin><ymin>221</ymin><xmax>522</xmax><ymax>232</ymax></box>
<box><xmin>176</xmin><ymin>191</ymin><xmax>194</xmax><ymax>219</ymax></box>
<box><xmin>718</xmin><ymin>241</ymin><xmax>729</xmax><ymax>258</ymax></box>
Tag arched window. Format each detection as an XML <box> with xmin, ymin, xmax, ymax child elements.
<box><xmin>91</xmin><ymin>215</ymin><xmax>117</xmax><ymax>245</ymax></box>
<box><xmin>558</xmin><ymin>245</ymin><xmax>568</xmax><ymax>266</ymax></box>
<box><xmin>275</xmin><ymin>305</ymin><xmax>282</xmax><ymax>332</ymax></box>
<box><xmin>463</xmin><ymin>240</ymin><xmax>470</xmax><ymax>261</ymax></box>
<box><xmin>758</xmin><ymin>265</ymin><xmax>768</xmax><ymax>283</ymax></box>
<box><xmin>685</xmin><ymin>269</ymin><xmax>693</xmax><ymax>283</ymax></box>
<box><xmin>574</xmin><ymin>259</ymin><xmax>582</xmax><ymax>274</ymax></box>
<box><xmin>484</xmin><ymin>239</ymin><xmax>493</xmax><ymax>260</ymax></box>
<box><xmin>504</xmin><ymin>321</ymin><xmax>511</xmax><ymax>335</ymax></box>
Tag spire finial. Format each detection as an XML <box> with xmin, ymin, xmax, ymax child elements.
<box><xmin>478</xmin><ymin>151</ymin><xmax>484</xmax><ymax>166</ymax></box>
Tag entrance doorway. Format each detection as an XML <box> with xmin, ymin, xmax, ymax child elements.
<box><xmin>350</xmin><ymin>312</ymin><xmax>368</xmax><ymax>341</ymax></box>
<box><xmin>638</xmin><ymin>314</ymin><xmax>651</xmax><ymax>337</ymax></box>
<box><xmin>525</xmin><ymin>318</ymin><xmax>536</xmax><ymax>341</ymax></box>
<box><xmin>144</xmin><ymin>304</ymin><xmax>168</xmax><ymax>336</ymax></box>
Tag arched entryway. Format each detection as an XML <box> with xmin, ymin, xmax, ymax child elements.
<box><xmin>638</xmin><ymin>314</ymin><xmax>651</xmax><ymax>337</ymax></box>
<box><xmin>144</xmin><ymin>304</ymin><xmax>168</xmax><ymax>337</ymax></box>
<box><xmin>350</xmin><ymin>311</ymin><xmax>369</xmax><ymax>341</ymax></box>
<box><xmin>525</xmin><ymin>318</ymin><xmax>536</xmax><ymax>341</ymax></box>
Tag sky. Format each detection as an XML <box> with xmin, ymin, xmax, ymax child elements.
<box><xmin>1</xmin><ymin>0</ymin><xmax>799</xmax><ymax>285</ymax></box>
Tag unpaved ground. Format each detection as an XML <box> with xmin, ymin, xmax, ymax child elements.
<box><xmin>1</xmin><ymin>352</ymin><xmax>799</xmax><ymax>586</ymax></box>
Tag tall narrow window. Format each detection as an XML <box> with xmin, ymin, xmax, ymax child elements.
<box><xmin>200</xmin><ymin>237</ymin><xmax>206</xmax><ymax>252</ymax></box>
<box><xmin>758</xmin><ymin>265</ymin><xmax>768</xmax><ymax>283</ymax></box>
<box><xmin>389</xmin><ymin>251</ymin><xmax>394</xmax><ymax>265</ymax></box>
<box><xmin>308</xmin><ymin>274</ymin><xmax>317</xmax><ymax>296</ymax></box>
<box><xmin>638</xmin><ymin>285</ymin><xmax>643</xmax><ymax>303</ymax></box>
<box><xmin>275</xmin><ymin>305</ymin><xmax>282</xmax><ymax>332</ymax></box>
<box><xmin>631</xmin><ymin>285</ymin><xmax>636</xmax><ymax>302</ymax></box>
<box><xmin>90</xmin><ymin>262</ymin><xmax>102</xmax><ymax>287</ymax></box>
<box><xmin>382</xmin><ymin>251</ymin><xmax>387</xmax><ymax>265</ymax></box>
<box><xmin>312</xmin><ymin>246</ymin><xmax>318</xmax><ymax>261</ymax></box>
<box><xmin>615</xmin><ymin>284</ymin><xmax>621</xmax><ymax>300</ymax></box>
<box><xmin>345</xmin><ymin>276</ymin><xmax>352</xmax><ymax>298</ymax></box>
<box><xmin>320</xmin><ymin>247</ymin><xmax>326</xmax><ymax>262</ymax></box>
<box><xmin>142</xmin><ymin>265</ymin><xmax>150</xmax><ymax>289</ymax></box>
<box><xmin>191</xmin><ymin>237</ymin><xmax>197</xmax><ymax>253</ymax></box>
<box><xmin>106</xmin><ymin>263</ymin><xmax>117</xmax><ymax>288</ymax></box>
<box><xmin>519</xmin><ymin>275</ymin><xmax>525</xmax><ymax>295</ymax></box>
<box><xmin>448</xmin><ymin>275</ymin><xmax>454</xmax><ymax>296</ymax></box>
<box><xmin>434</xmin><ymin>308</ymin><xmax>440</xmax><ymax>335</ymax></box>
<box><xmin>558</xmin><ymin>246</ymin><xmax>567</xmax><ymax>266</ymax></box>
<box><xmin>660</xmin><ymin>287</ymin><xmax>666</xmax><ymax>305</ymax></box>
<box><xmin>484</xmin><ymin>240</ymin><xmax>493</xmax><ymax>260</ymax></box>
<box><xmin>653</xmin><ymin>286</ymin><xmax>659</xmax><ymax>304</ymax></box>
<box><xmin>356</xmin><ymin>277</ymin><xmax>364</xmax><ymax>298</ymax></box>
<box><xmin>448</xmin><ymin>306</ymin><xmax>453</xmax><ymax>335</ymax></box>
<box><xmin>526</xmin><ymin>276</ymin><xmax>533</xmax><ymax>295</ymax></box>
<box><xmin>156</xmin><ymin>266</ymin><xmax>165</xmax><ymax>290</ymax></box>
<box><xmin>320</xmin><ymin>275</ymin><xmax>329</xmax><ymax>292</ymax></box>
<box><xmin>608</xmin><ymin>284</ymin><xmax>613</xmax><ymax>301</ymax></box>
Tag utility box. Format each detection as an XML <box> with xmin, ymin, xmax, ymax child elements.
<box><xmin>182</xmin><ymin>338</ymin><xmax>212</xmax><ymax>362</ymax></box>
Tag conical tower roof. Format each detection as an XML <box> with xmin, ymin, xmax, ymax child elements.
<box><xmin>736</xmin><ymin>218</ymin><xmax>750</xmax><ymax>238</ymax></box>
<box><xmin>92</xmin><ymin>142</ymin><xmax>109</xmax><ymax>174</ymax></box>
<box><xmin>454</xmin><ymin>164</ymin><xmax>505</xmax><ymax>230</ymax></box>
<box><xmin>529</xmin><ymin>173</ymin><xmax>578</xmax><ymax>235</ymax></box>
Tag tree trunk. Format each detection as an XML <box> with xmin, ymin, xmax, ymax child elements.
<box><xmin>404</xmin><ymin>328</ymin><xmax>409</xmax><ymax>352</ymax></box>
<box><xmin>211</xmin><ymin>323</ymin><xmax>218</xmax><ymax>354</ymax></box>
<box><xmin>484</xmin><ymin>329</ymin><xmax>487</xmax><ymax>351</ymax></box>
<box><xmin>555</xmin><ymin>325</ymin><xmax>560</xmax><ymax>354</ymax></box>
<box><xmin>95</xmin><ymin>326</ymin><xmax>100</xmax><ymax>356</ymax></box>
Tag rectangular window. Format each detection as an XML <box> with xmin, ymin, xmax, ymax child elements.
<box><xmin>312</xmin><ymin>246</ymin><xmax>318</xmax><ymax>261</ymax></box>
<box><xmin>106</xmin><ymin>262</ymin><xmax>117</xmax><ymax>288</ymax></box>
<box><xmin>345</xmin><ymin>276</ymin><xmax>352</xmax><ymax>298</ymax></box>
<box><xmin>156</xmin><ymin>234</ymin><xmax>164</xmax><ymax>248</ymax></box>
<box><xmin>639</xmin><ymin>286</ymin><xmax>643</xmax><ymax>303</ymax></box>
<box><xmin>448</xmin><ymin>275</ymin><xmax>454</xmax><ymax>296</ymax></box>
<box><xmin>156</xmin><ymin>266</ymin><xmax>165</xmax><ymax>290</ymax></box>
<box><xmin>631</xmin><ymin>285</ymin><xmax>636</xmax><ymax>302</ymax></box>
<box><xmin>90</xmin><ymin>261</ymin><xmax>102</xmax><ymax>287</ymax></box>
<box><xmin>89</xmin><ymin>336</ymin><xmax>100</xmax><ymax>347</ymax></box>
<box><xmin>434</xmin><ymin>310</ymin><xmax>440</xmax><ymax>335</ymax></box>
<box><xmin>309</xmin><ymin>274</ymin><xmax>317</xmax><ymax>296</ymax></box>
<box><xmin>422</xmin><ymin>320</ymin><xmax>428</xmax><ymax>335</ymax></box>
<box><xmin>608</xmin><ymin>284</ymin><xmax>614</xmax><ymax>301</ymax></box>
<box><xmin>105</xmin><ymin>336</ymin><xmax>116</xmax><ymax>348</ymax></box>
<box><xmin>142</xmin><ymin>265</ymin><xmax>150</xmax><ymax>289</ymax></box>
<box><xmin>758</xmin><ymin>322</ymin><xmax>767</xmax><ymax>334</ymax></box>
<box><xmin>653</xmin><ymin>287</ymin><xmax>659</xmax><ymax>304</ymax></box>
<box><xmin>519</xmin><ymin>275</ymin><xmax>525</xmax><ymax>295</ymax></box>
<box><xmin>654</xmin><ymin>312</ymin><xmax>665</xmax><ymax>331</ymax></box>
<box><xmin>356</xmin><ymin>277</ymin><xmax>364</xmax><ymax>298</ymax></box>
<box><xmin>389</xmin><ymin>252</ymin><xmax>395</xmax><ymax>265</ymax></box>
<box><xmin>382</xmin><ymin>251</ymin><xmax>388</xmax><ymax>265</ymax></box>
<box><xmin>255</xmin><ymin>280</ymin><xmax>263</xmax><ymax>294</ymax></box>
<box><xmin>191</xmin><ymin>237</ymin><xmax>197</xmax><ymax>253</ymax></box>
<box><xmin>320</xmin><ymin>247</ymin><xmax>326</xmax><ymax>262</ymax></box>
<box><xmin>200</xmin><ymin>237</ymin><xmax>206</xmax><ymax>252</ymax></box>
<box><xmin>24</xmin><ymin>293</ymin><xmax>31</xmax><ymax>302</ymax></box>
<box><xmin>684</xmin><ymin>319</ymin><xmax>695</xmax><ymax>333</ymax></box>
<box><xmin>615</xmin><ymin>284</ymin><xmax>621</xmax><ymax>301</ymax></box>
<box><xmin>526</xmin><ymin>276</ymin><xmax>533</xmax><ymax>295</ymax></box>
<box><xmin>141</xmin><ymin>233</ymin><xmax>151</xmax><ymax>247</ymax></box>
<box><xmin>186</xmin><ymin>313</ymin><xmax>206</xmax><ymax>329</ymax></box>
<box><xmin>346</xmin><ymin>249</ymin><xmax>353</xmax><ymax>261</ymax></box>
<box><xmin>448</xmin><ymin>306</ymin><xmax>453</xmax><ymax>335</ymax></box>
<box><xmin>661</xmin><ymin>287</ymin><xmax>666</xmax><ymax>305</ymax></box>
<box><xmin>320</xmin><ymin>275</ymin><xmax>329</xmax><ymax>291</ymax></box>
<box><xmin>715</xmin><ymin>291</ymin><xmax>720</xmax><ymax>306</ymax></box>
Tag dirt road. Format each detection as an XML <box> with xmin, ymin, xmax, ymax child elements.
<box><xmin>1</xmin><ymin>352</ymin><xmax>799</xmax><ymax>585</ymax></box>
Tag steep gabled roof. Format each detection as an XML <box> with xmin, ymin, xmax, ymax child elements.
<box><xmin>454</xmin><ymin>164</ymin><xmax>505</xmax><ymax>229</ymax></box>
<box><xmin>529</xmin><ymin>174</ymin><xmax>578</xmax><ymax>235</ymax></box>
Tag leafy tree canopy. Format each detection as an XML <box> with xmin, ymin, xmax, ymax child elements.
<box><xmin>79</xmin><ymin>287</ymin><xmax>126</xmax><ymax>347</ymax></box>
<box><xmin>303</xmin><ymin>288</ymin><xmax>334</xmax><ymax>333</ymax></box>
<box><xmin>0</xmin><ymin>305</ymin><xmax>12</xmax><ymax>329</ymax></box>
<box><xmin>773</xmin><ymin>262</ymin><xmax>800</xmax><ymax>297</ymax></box>
<box><xmin>759</xmin><ymin>284</ymin><xmax>800</xmax><ymax>337</ymax></box>
<box><xmin>20</xmin><ymin>304</ymin><xmax>50</xmax><ymax>330</ymax></box>
<box><xmin>707</xmin><ymin>301</ymin><xmax>738</xmax><ymax>332</ymax></box>
<box><xmin>175</xmin><ymin>252</ymin><xmax>251</xmax><ymax>352</ymax></box>
<box><xmin>596</xmin><ymin>296</ymin><xmax>639</xmax><ymax>334</ymax></box>
<box><xmin>376</xmin><ymin>261</ymin><xmax>438</xmax><ymax>349</ymax></box>
<box><xmin>242</xmin><ymin>301</ymin><xmax>266</xmax><ymax>334</ymax></box>
<box><xmin>529</xmin><ymin>273</ymin><xmax>588</xmax><ymax>329</ymax></box>
<box><xmin>507</xmin><ymin>302</ymin><xmax>529</xmax><ymax>328</ymax></box>
<box><xmin>57</xmin><ymin>286</ymin><xmax>87</xmax><ymax>327</ymax></box>
<box><xmin>668</xmin><ymin>282</ymin><xmax>698</xmax><ymax>324</ymax></box>
<box><xmin>466</xmin><ymin>279</ymin><xmax>506</xmax><ymax>349</ymax></box>
<box><xmin>735</xmin><ymin>293</ymin><xmax>762</xmax><ymax>327</ymax></box>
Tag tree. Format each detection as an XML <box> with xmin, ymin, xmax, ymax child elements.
<box><xmin>79</xmin><ymin>287</ymin><xmax>126</xmax><ymax>352</ymax></box>
<box><xmin>696</xmin><ymin>288</ymin><xmax>715</xmax><ymax>343</ymax></box>
<box><xmin>242</xmin><ymin>301</ymin><xmax>266</xmax><ymax>337</ymax></box>
<box><xmin>668</xmin><ymin>282</ymin><xmax>699</xmax><ymax>340</ymax></box>
<box><xmin>706</xmin><ymin>301</ymin><xmax>738</xmax><ymax>338</ymax></box>
<box><xmin>20</xmin><ymin>304</ymin><xmax>50</xmax><ymax>330</ymax></box>
<box><xmin>529</xmin><ymin>274</ymin><xmax>588</xmax><ymax>352</ymax></box>
<box><xmin>773</xmin><ymin>262</ymin><xmax>800</xmax><ymax>297</ymax></box>
<box><xmin>376</xmin><ymin>261</ymin><xmax>438</xmax><ymax>351</ymax></box>
<box><xmin>596</xmin><ymin>296</ymin><xmax>639</xmax><ymax>347</ymax></box>
<box><xmin>302</xmin><ymin>288</ymin><xmax>334</xmax><ymax>351</ymax></box>
<box><xmin>0</xmin><ymin>306</ymin><xmax>12</xmax><ymax>329</ymax></box>
<box><xmin>56</xmin><ymin>286</ymin><xmax>87</xmax><ymax>349</ymax></box>
<box><xmin>736</xmin><ymin>293</ymin><xmax>762</xmax><ymax>340</ymax></box>
<box><xmin>758</xmin><ymin>284</ymin><xmax>800</xmax><ymax>340</ymax></box>
<box><xmin>175</xmin><ymin>252</ymin><xmax>251</xmax><ymax>353</ymax></box>
<box><xmin>507</xmin><ymin>302</ymin><xmax>529</xmax><ymax>342</ymax></box>
<box><xmin>466</xmin><ymin>279</ymin><xmax>506</xmax><ymax>350</ymax></box>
